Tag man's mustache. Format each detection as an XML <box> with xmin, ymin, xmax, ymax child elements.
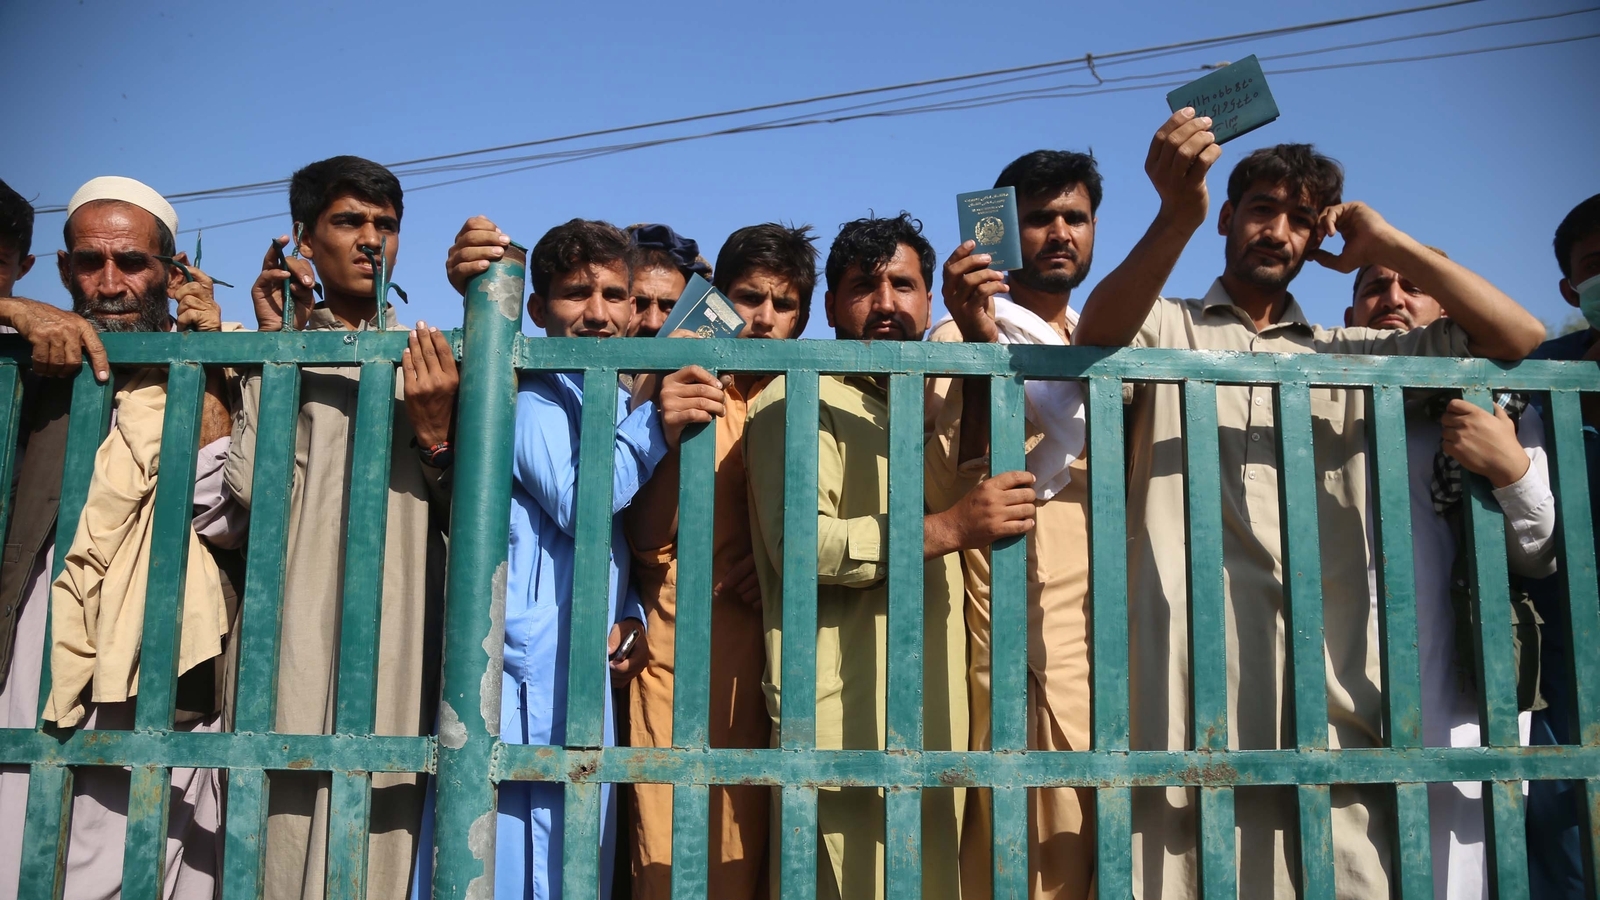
<box><xmin>1034</xmin><ymin>244</ymin><xmax>1080</xmax><ymax>263</ymax></box>
<box><xmin>1244</xmin><ymin>241</ymin><xmax>1292</xmax><ymax>263</ymax></box>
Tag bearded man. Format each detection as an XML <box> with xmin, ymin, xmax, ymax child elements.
<box><xmin>1073</xmin><ymin>113</ymin><xmax>1546</xmax><ymax>899</ymax></box>
<box><xmin>0</xmin><ymin>176</ymin><xmax>239</xmax><ymax>900</ymax></box>
<box><xmin>928</xmin><ymin>149</ymin><xmax>1101</xmax><ymax>900</ymax></box>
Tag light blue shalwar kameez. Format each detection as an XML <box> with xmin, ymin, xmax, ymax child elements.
<box><xmin>498</xmin><ymin>370</ymin><xmax>665</xmax><ymax>900</ymax></box>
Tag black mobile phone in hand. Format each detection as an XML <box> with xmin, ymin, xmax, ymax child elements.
<box><xmin>609</xmin><ymin>628</ymin><xmax>639</xmax><ymax>663</ymax></box>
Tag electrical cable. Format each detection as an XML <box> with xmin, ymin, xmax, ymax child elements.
<box><xmin>35</xmin><ymin>0</ymin><xmax>1498</xmax><ymax>214</ymax></box>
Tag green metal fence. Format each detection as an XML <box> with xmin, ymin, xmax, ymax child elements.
<box><xmin>0</xmin><ymin>252</ymin><xmax>1597</xmax><ymax>900</ymax></box>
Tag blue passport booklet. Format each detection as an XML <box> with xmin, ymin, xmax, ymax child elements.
<box><xmin>1166</xmin><ymin>54</ymin><xmax>1280</xmax><ymax>145</ymax></box>
<box><xmin>956</xmin><ymin>186</ymin><xmax>1023</xmax><ymax>271</ymax></box>
<box><xmin>656</xmin><ymin>273</ymin><xmax>746</xmax><ymax>338</ymax></box>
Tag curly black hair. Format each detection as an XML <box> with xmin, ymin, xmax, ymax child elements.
<box><xmin>530</xmin><ymin>219</ymin><xmax>632</xmax><ymax>299</ymax></box>
<box><xmin>824</xmin><ymin>213</ymin><xmax>935</xmax><ymax>296</ymax></box>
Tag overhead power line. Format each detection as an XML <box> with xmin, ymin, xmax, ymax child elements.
<box><xmin>34</xmin><ymin>0</ymin><xmax>1498</xmax><ymax>214</ymax></box>
<box><xmin>148</xmin><ymin>26</ymin><xmax>1597</xmax><ymax>235</ymax></box>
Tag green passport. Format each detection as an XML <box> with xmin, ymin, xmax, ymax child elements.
<box><xmin>1166</xmin><ymin>54</ymin><xmax>1280</xmax><ymax>144</ymax></box>
<box><xmin>956</xmin><ymin>186</ymin><xmax>1023</xmax><ymax>271</ymax></box>
<box><xmin>656</xmin><ymin>273</ymin><xmax>746</xmax><ymax>338</ymax></box>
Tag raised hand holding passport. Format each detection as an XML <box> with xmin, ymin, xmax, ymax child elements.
<box><xmin>1146</xmin><ymin>108</ymin><xmax>1221</xmax><ymax>232</ymax></box>
<box><xmin>941</xmin><ymin>241</ymin><xmax>1003</xmax><ymax>343</ymax></box>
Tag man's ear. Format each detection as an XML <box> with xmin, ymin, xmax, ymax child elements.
<box><xmin>1560</xmin><ymin>277</ymin><xmax>1580</xmax><ymax>308</ymax></box>
<box><xmin>1344</xmin><ymin>307</ymin><xmax>1354</xmax><ymax>327</ymax></box>
<box><xmin>57</xmin><ymin>250</ymin><xmax>70</xmax><ymax>290</ymax></box>
<box><xmin>1217</xmin><ymin>201</ymin><xmax>1234</xmax><ymax>237</ymax></box>
<box><xmin>17</xmin><ymin>254</ymin><xmax>34</xmax><ymax>281</ymax></box>
<box><xmin>297</xmin><ymin>224</ymin><xmax>316</xmax><ymax>261</ymax></box>
<box><xmin>527</xmin><ymin>293</ymin><xmax>548</xmax><ymax>331</ymax></box>
<box><xmin>823</xmin><ymin>290</ymin><xmax>837</xmax><ymax>328</ymax></box>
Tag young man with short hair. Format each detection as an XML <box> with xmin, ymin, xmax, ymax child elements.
<box><xmin>745</xmin><ymin>214</ymin><xmax>1037</xmax><ymax>900</ymax></box>
<box><xmin>931</xmin><ymin>149</ymin><xmax>1101</xmax><ymax>900</ymax></box>
<box><xmin>624</xmin><ymin>222</ymin><xmax>814</xmax><ymax>900</ymax></box>
<box><xmin>231</xmin><ymin>156</ymin><xmax>459</xmax><ymax>900</ymax></box>
<box><xmin>1074</xmin><ymin>110</ymin><xmax>1545</xmax><ymax>899</ymax></box>
<box><xmin>445</xmin><ymin>215</ymin><xmax>719</xmax><ymax>900</ymax></box>
<box><xmin>1346</xmin><ymin>256</ymin><xmax>1555</xmax><ymax>899</ymax></box>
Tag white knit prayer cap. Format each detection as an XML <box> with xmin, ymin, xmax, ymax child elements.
<box><xmin>65</xmin><ymin>176</ymin><xmax>178</xmax><ymax>237</ymax></box>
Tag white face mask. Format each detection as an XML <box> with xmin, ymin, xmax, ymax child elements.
<box><xmin>1578</xmin><ymin>272</ymin><xmax>1600</xmax><ymax>331</ymax></box>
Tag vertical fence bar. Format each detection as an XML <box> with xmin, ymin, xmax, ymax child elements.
<box><xmin>885</xmin><ymin>373</ymin><xmax>925</xmax><ymax>752</ymax></box>
<box><xmin>1182</xmin><ymin>382</ymin><xmax>1227</xmax><ymax>753</ymax></box>
<box><xmin>1273</xmin><ymin>383</ymin><xmax>1328</xmax><ymax>750</ymax></box>
<box><xmin>1368</xmin><ymin>384</ymin><xmax>1434</xmax><ymax>900</ymax></box>
<box><xmin>778</xmin><ymin>370</ymin><xmax>820</xmax><ymax>751</ymax></box>
<box><xmin>17</xmin><ymin>763</ymin><xmax>72</xmax><ymax>900</ymax></box>
<box><xmin>1198</xmin><ymin>786</ymin><xmax>1237</xmax><ymax>900</ymax></box>
<box><xmin>1460</xmin><ymin>388</ymin><xmax>1521</xmax><ymax>749</ymax></box>
<box><xmin>325</xmin><ymin>359</ymin><xmax>396</xmax><ymax>900</ymax></box>
<box><xmin>671</xmin><ymin>417</ymin><xmax>717</xmax><ymax>899</ymax></box>
<box><xmin>1274</xmin><ymin>382</ymin><xmax>1335</xmax><ymax>900</ymax></box>
<box><xmin>36</xmin><ymin>369</ymin><xmax>113</xmax><ymax>719</ymax></box>
<box><xmin>231</xmin><ymin>363</ymin><xmax>302</xmax><ymax>734</ymax></box>
<box><xmin>1459</xmin><ymin>388</ymin><xmax>1527</xmax><ymax>895</ymax></box>
<box><xmin>432</xmin><ymin>246</ymin><xmax>524</xmax><ymax>900</ymax></box>
<box><xmin>1087</xmin><ymin>375</ymin><xmax>1132</xmax><ymax>898</ymax></box>
<box><xmin>988</xmin><ymin>374</ymin><xmax>1028</xmax><ymax>900</ymax></box>
<box><xmin>781</xmin><ymin>783</ymin><xmax>819</xmax><ymax>900</ymax></box>
<box><xmin>131</xmin><ymin>362</ymin><xmax>205</xmax><ymax>730</ymax></box>
<box><xmin>19</xmin><ymin>367</ymin><xmax>108</xmax><ymax>900</ymax></box>
<box><xmin>223</xmin><ymin>361</ymin><xmax>301</xmax><ymax>900</ymax></box>
<box><xmin>122</xmin><ymin>362</ymin><xmax>205</xmax><ymax>900</ymax></box>
<box><xmin>1368</xmin><ymin>385</ymin><xmax>1423</xmax><ymax>746</ymax></box>
<box><xmin>1546</xmin><ymin>390</ymin><xmax>1600</xmax><ymax>746</ymax></box>
<box><xmin>673</xmin><ymin>419</ymin><xmax>716</xmax><ymax>750</ymax></box>
<box><xmin>222</xmin><ymin>767</ymin><xmax>269</xmax><ymax>900</ymax></box>
<box><xmin>333</xmin><ymin>361</ymin><xmax>397</xmax><ymax>733</ymax></box>
<box><xmin>0</xmin><ymin>365</ymin><xmax>23</xmax><ymax>554</ymax></box>
<box><xmin>671</xmin><ymin>782</ymin><xmax>712</xmax><ymax>899</ymax></box>
<box><xmin>562</xmin><ymin>779</ymin><xmax>603</xmax><ymax>900</ymax></box>
<box><xmin>779</xmin><ymin>370</ymin><xmax>820</xmax><ymax>898</ymax></box>
<box><xmin>565</xmin><ymin>367</ymin><xmax>621</xmax><ymax>749</ymax></box>
<box><xmin>561</xmin><ymin>366</ymin><xmax>621</xmax><ymax>899</ymax></box>
<box><xmin>886</xmin><ymin>372</ymin><xmax>924</xmax><ymax>898</ymax></box>
<box><xmin>1183</xmin><ymin>381</ymin><xmax>1235</xmax><ymax>897</ymax></box>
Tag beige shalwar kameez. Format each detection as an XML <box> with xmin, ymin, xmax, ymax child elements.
<box><xmin>1125</xmin><ymin>281</ymin><xmax>1472</xmax><ymax>900</ymax></box>
<box><xmin>925</xmin><ymin>320</ymin><xmax>1097</xmax><ymax>900</ymax></box>
<box><xmin>224</xmin><ymin>308</ymin><xmax>448</xmax><ymax>900</ymax></box>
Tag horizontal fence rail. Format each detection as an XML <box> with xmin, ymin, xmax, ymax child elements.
<box><xmin>0</xmin><ymin>316</ymin><xmax>1595</xmax><ymax>900</ymax></box>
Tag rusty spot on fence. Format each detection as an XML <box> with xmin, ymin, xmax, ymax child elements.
<box><xmin>568</xmin><ymin>759</ymin><xmax>599</xmax><ymax>781</ymax></box>
<box><xmin>1127</xmin><ymin>758</ymin><xmax>1241</xmax><ymax>787</ymax></box>
<box><xmin>286</xmin><ymin>758</ymin><xmax>314</xmax><ymax>770</ymax></box>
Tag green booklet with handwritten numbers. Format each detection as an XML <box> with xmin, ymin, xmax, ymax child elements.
<box><xmin>1166</xmin><ymin>55</ymin><xmax>1280</xmax><ymax>144</ymax></box>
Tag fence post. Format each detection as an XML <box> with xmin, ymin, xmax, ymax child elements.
<box><xmin>431</xmin><ymin>243</ymin><xmax>525</xmax><ymax>899</ymax></box>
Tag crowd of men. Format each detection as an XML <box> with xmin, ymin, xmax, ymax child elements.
<box><xmin>0</xmin><ymin>105</ymin><xmax>1597</xmax><ymax>900</ymax></box>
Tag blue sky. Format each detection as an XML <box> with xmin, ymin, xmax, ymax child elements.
<box><xmin>3</xmin><ymin>0</ymin><xmax>1597</xmax><ymax>338</ymax></box>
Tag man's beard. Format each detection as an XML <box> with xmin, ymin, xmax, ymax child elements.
<box><xmin>1010</xmin><ymin>246</ymin><xmax>1092</xmax><ymax>295</ymax></box>
<box><xmin>1227</xmin><ymin>235</ymin><xmax>1304</xmax><ymax>291</ymax></box>
<box><xmin>71</xmin><ymin>279</ymin><xmax>169</xmax><ymax>333</ymax></box>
